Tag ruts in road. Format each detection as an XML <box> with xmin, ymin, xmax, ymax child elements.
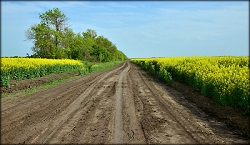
<box><xmin>1</xmin><ymin>61</ymin><xmax>248</xmax><ymax>144</ymax></box>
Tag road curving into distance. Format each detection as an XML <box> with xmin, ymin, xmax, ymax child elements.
<box><xmin>1</xmin><ymin>61</ymin><xmax>248</xmax><ymax>144</ymax></box>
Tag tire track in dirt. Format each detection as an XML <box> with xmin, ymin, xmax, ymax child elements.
<box><xmin>1</xmin><ymin>61</ymin><xmax>248</xmax><ymax>144</ymax></box>
<box><xmin>112</xmin><ymin>61</ymin><xmax>130</xmax><ymax>144</ymax></box>
<box><xmin>136</xmin><ymin>71</ymin><xmax>205</xmax><ymax>143</ymax></box>
<box><xmin>122</xmin><ymin>64</ymin><xmax>147</xmax><ymax>144</ymax></box>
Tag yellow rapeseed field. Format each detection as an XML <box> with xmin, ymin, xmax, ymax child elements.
<box><xmin>1</xmin><ymin>58</ymin><xmax>85</xmax><ymax>87</ymax></box>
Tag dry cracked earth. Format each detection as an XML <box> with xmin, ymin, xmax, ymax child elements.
<box><xmin>1</xmin><ymin>61</ymin><xmax>249</xmax><ymax>144</ymax></box>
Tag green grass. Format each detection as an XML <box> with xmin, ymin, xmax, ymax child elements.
<box><xmin>83</xmin><ymin>61</ymin><xmax>123</xmax><ymax>73</ymax></box>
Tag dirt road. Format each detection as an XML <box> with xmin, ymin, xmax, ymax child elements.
<box><xmin>1</xmin><ymin>61</ymin><xmax>248</xmax><ymax>144</ymax></box>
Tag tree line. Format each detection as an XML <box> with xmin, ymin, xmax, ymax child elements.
<box><xmin>26</xmin><ymin>8</ymin><xmax>127</xmax><ymax>62</ymax></box>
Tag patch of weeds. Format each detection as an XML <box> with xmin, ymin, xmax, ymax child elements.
<box><xmin>49</xmin><ymin>77</ymin><xmax>55</xmax><ymax>83</ymax></box>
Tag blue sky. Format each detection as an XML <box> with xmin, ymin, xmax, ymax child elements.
<box><xmin>1</xmin><ymin>1</ymin><xmax>249</xmax><ymax>58</ymax></box>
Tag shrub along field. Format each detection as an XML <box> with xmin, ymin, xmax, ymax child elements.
<box><xmin>0</xmin><ymin>58</ymin><xmax>122</xmax><ymax>88</ymax></box>
<box><xmin>131</xmin><ymin>56</ymin><xmax>249</xmax><ymax>114</ymax></box>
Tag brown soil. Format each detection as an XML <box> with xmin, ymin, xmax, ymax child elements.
<box><xmin>1</xmin><ymin>61</ymin><xmax>249</xmax><ymax>144</ymax></box>
<box><xmin>172</xmin><ymin>81</ymin><xmax>249</xmax><ymax>136</ymax></box>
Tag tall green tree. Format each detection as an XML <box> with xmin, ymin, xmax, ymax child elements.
<box><xmin>26</xmin><ymin>8</ymin><xmax>68</xmax><ymax>58</ymax></box>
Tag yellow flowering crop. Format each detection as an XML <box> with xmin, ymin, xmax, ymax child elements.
<box><xmin>1</xmin><ymin>58</ymin><xmax>85</xmax><ymax>87</ymax></box>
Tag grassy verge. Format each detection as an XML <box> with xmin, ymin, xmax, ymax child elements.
<box><xmin>83</xmin><ymin>61</ymin><xmax>123</xmax><ymax>74</ymax></box>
